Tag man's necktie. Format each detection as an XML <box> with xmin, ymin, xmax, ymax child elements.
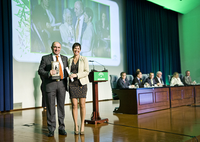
<box><xmin>56</xmin><ymin>55</ymin><xmax>63</xmax><ymax>79</ymax></box>
<box><xmin>76</xmin><ymin>19</ymin><xmax>80</xmax><ymax>42</ymax></box>
<box><xmin>151</xmin><ymin>79</ymin><xmax>153</xmax><ymax>85</ymax></box>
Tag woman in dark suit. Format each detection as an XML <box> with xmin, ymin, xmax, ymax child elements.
<box><xmin>68</xmin><ymin>43</ymin><xmax>89</xmax><ymax>135</ymax></box>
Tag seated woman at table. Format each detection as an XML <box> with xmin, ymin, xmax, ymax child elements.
<box><xmin>116</xmin><ymin>72</ymin><xmax>135</xmax><ymax>89</ymax></box>
<box><xmin>170</xmin><ymin>72</ymin><xmax>184</xmax><ymax>86</ymax></box>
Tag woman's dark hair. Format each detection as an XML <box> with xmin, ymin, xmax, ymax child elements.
<box><xmin>85</xmin><ymin>7</ymin><xmax>93</xmax><ymax>21</ymax></box>
<box><xmin>72</xmin><ymin>42</ymin><xmax>81</xmax><ymax>51</ymax></box>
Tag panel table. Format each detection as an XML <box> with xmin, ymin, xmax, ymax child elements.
<box><xmin>169</xmin><ymin>86</ymin><xmax>194</xmax><ymax>107</ymax></box>
<box><xmin>194</xmin><ymin>85</ymin><xmax>200</xmax><ymax>103</ymax></box>
<box><xmin>113</xmin><ymin>87</ymin><xmax>170</xmax><ymax>114</ymax></box>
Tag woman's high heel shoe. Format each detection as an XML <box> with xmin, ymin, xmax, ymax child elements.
<box><xmin>80</xmin><ymin>127</ymin><xmax>84</xmax><ymax>135</ymax></box>
<box><xmin>74</xmin><ymin>126</ymin><xmax>79</xmax><ymax>135</ymax></box>
<box><xmin>80</xmin><ymin>131</ymin><xmax>84</xmax><ymax>135</ymax></box>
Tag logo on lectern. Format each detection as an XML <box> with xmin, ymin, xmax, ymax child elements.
<box><xmin>98</xmin><ymin>72</ymin><xmax>104</xmax><ymax>77</ymax></box>
<box><xmin>94</xmin><ymin>72</ymin><xmax>108</xmax><ymax>81</ymax></box>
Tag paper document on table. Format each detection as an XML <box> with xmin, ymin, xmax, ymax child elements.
<box><xmin>66</xmin><ymin>67</ymin><xmax>74</xmax><ymax>82</ymax></box>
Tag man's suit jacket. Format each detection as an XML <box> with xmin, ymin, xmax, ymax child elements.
<box><xmin>116</xmin><ymin>77</ymin><xmax>130</xmax><ymax>89</ymax></box>
<box><xmin>68</xmin><ymin>55</ymin><xmax>89</xmax><ymax>85</ymax></box>
<box><xmin>183</xmin><ymin>76</ymin><xmax>192</xmax><ymax>85</ymax></box>
<box><xmin>132</xmin><ymin>77</ymin><xmax>144</xmax><ymax>87</ymax></box>
<box><xmin>145</xmin><ymin>77</ymin><xmax>157</xmax><ymax>86</ymax></box>
<box><xmin>154</xmin><ymin>77</ymin><xmax>164</xmax><ymax>85</ymax></box>
<box><xmin>38</xmin><ymin>54</ymin><xmax>68</xmax><ymax>92</ymax></box>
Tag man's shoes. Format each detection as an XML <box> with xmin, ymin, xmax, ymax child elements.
<box><xmin>59</xmin><ymin>129</ymin><xmax>67</xmax><ymax>135</ymax></box>
<box><xmin>48</xmin><ymin>131</ymin><xmax>54</xmax><ymax>137</ymax></box>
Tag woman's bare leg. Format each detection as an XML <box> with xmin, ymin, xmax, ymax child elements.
<box><xmin>71</xmin><ymin>98</ymin><xmax>79</xmax><ymax>131</ymax></box>
<box><xmin>79</xmin><ymin>98</ymin><xmax>86</xmax><ymax>132</ymax></box>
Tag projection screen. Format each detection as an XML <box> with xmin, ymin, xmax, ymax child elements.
<box><xmin>12</xmin><ymin>0</ymin><xmax>120</xmax><ymax>66</ymax></box>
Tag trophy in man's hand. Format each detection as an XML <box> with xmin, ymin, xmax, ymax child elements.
<box><xmin>51</xmin><ymin>61</ymin><xmax>61</xmax><ymax>80</ymax></box>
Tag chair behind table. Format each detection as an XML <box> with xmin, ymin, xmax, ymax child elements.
<box><xmin>142</xmin><ymin>74</ymin><xmax>149</xmax><ymax>83</ymax></box>
<box><xmin>168</xmin><ymin>73</ymin><xmax>183</xmax><ymax>84</ymax></box>
<box><xmin>126</xmin><ymin>75</ymin><xmax>134</xmax><ymax>84</ymax></box>
<box><xmin>110</xmin><ymin>75</ymin><xmax>119</xmax><ymax>100</ymax></box>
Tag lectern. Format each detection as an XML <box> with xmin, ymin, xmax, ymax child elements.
<box><xmin>85</xmin><ymin>70</ymin><xmax>109</xmax><ymax>124</ymax></box>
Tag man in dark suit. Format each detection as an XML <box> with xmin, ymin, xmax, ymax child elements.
<box><xmin>39</xmin><ymin>74</ymin><xmax>46</xmax><ymax>110</ymax></box>
<box><xmin>38</xmin><ymin>41</ymin><xmax>68</xmax><ymax>137</ymax></box>
<box><xmin>132</xmin><ymin>71</ymin><xmax>144</xmax><ymax>88</ymax></box>
<box><xmin>154</xmin><ymin>71</ymin><xmax>164</xmax><ymax>86</ymax></box>
<box><xmin>116</xmin><ymin>72</ymin><xmax>135</xmax><ymax>89</ymax></box>
<box><xmin>145</xmin><ymin>72</ymin><xmax>157</xmax><ymax>86</ymax></box>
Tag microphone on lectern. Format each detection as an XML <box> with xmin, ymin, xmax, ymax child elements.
<box><xmin>89</xmin><ymin>60</ymin><xmax>95</xmax><ymax>70</ymax></box>
<box><xmin>88</xmin><ymin>60</ymin><xmax>107</xmax><ymax>71</ymax></box>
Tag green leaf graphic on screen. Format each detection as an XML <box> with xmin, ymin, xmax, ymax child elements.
<box><xmin>14</xmin><ymin>0</ymin><xmax>30</xmax><ymax>57</ymax></box>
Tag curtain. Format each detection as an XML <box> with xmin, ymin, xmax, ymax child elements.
<box><xmin>126</xmin><ymin>0</ymin><xmax>181</xmax><ymax>84</ymax></box>
<box><xmin>0</xmin><ymin>0</ymin><xmax>13</xmax><ymax>111</ymax></box>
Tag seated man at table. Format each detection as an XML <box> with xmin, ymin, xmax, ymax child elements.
<box><xmin>170</xmin><ymin>72</ymin><xmax>184</xmax><ymax>86</ymax></box>
<box><xmin>183</xmin><ymin>70</ymin><xmax>196</xmax><ymax>85</ymax></box>
<box><xmin>154</xmin><ymin>71</ymin><xmax>164</xmax><ymax>86</ymax></box>
<box><xmin>145</xmin><ymin>72</ymin><xmax>157</xmax><ymax>87</ymax></box>
<box><xmin>132</xmin><ymin>71</ymin><xmax>144</xmax><ymax>88</ymax></box>
<box><xmin>116</xmin><ymin>72</ymin><xmax>135</xmax><ymax>89</ymax></box>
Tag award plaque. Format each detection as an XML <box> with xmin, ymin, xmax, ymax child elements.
<box><xmin>51</xmin><ymin>61</ymin><xmax>61</xmax><ymax>80</ymax></box>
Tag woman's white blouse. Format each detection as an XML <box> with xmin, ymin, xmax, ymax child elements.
<box><xmin>170</xmin><ymin>77</ymin><xmax>184</xmax><ymax>86</ymax></box>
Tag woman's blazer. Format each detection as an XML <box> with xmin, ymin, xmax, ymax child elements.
<box><xmin>68</xmin><ymin>55</ymin><xmax>89</xmax><ymax>85</ymax></box>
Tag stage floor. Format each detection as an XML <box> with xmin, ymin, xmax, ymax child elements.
<box><xmin>1</xmin><ymin>100</ymin><xmax>200</xmax><ymax>142</ymax></box>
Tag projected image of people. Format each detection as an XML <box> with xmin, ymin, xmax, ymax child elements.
<box><xmin>81</xmin><ymin>7</ymin><xmax>95</xmax><ymax>56</ymax></box>
<box><xmin>59</xmin><ymin>8</ymin><xmax>75</xmax><ymax>55</ymax></box>
<box><xmin>31</xmin><ymin>0</ymin><xmax>111</xmax><ymax>58</ymax></box>
<box><xmin>31</xmin><ymin>0</ymin><xmax>62</xmax><ymax>53</ymax></box>
<box><xmin>94</xmin><ymin>12</ymin><xmax>110</xmax><ymax>57</ymax></box>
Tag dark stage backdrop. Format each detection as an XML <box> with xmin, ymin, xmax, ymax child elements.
<box><xmin>0</xmin><ymin>0</ymin><xmax>13</xmax><ymax>111</ymax></box>
<box><xmin>126</xmin><ymin>0</ymin><xmax>181</xmax><ymax>84</ymax></box>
